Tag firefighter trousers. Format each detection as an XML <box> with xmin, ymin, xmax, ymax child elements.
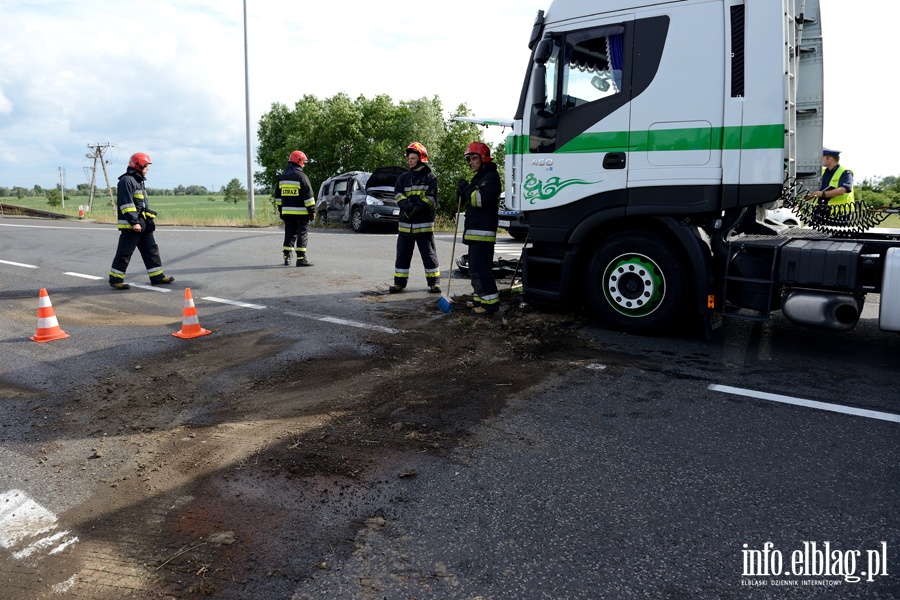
<box><xmin>467</xmin><ymin>241</ymin><xmax>499</xmax><ymax>309</ymax></box>
<box><xmin>109</xmin><ymin>229</ymin><xmax>166</xmax><ymax>283</ymax></box>
<box><xmin>393</xmin><ymin>233</ymin><xmax>440</xmax><ymax>288</ymax></box>
<box><xmin>282</xmin><ymin>215</ymin><xmax>310</xmax><ymax>258</ymax></box>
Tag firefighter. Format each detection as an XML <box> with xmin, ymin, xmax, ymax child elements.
<box><xmin>108</xmin><ymin>152</ymin><xmax>174</xmax><ymax>290</ymax></box>
<box><xmin>459</xmin><ymin>142</ymin><xmax>501</xmax><ymax>315</ymax></box>
<box><xmin>388</xmin><ymin>142</ymin><xmax>441</xmax><ymax>293</ymax></box>
<box><xmin>274</xmin><ymin>150</ymin><xmax>316</xmax><ymax>266</ymax></box>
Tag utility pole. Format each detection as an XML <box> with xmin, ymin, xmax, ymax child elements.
<box><xmin>243</xmin><ymin>0</ymin><xmax>256</xmax><ymax>219</ymax></box>
<box><xmin>85</xmin><ymin>143</ymin><xmax>116</xmax><ymax>213</ymax></box>
<box><xmin>58</xmin><ymin>167</ymin><xmax>66</xmax><ymax>208</ymax></box>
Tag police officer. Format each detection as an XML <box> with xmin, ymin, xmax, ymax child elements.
<box><xmin>459</xmin><ymin>142</ymin><xmax>501</xmax><ymax>315</ymax></box>
<box><xmin>108</xmin><ymin>152</ymin><xmax>174</xmax><ymax>290</ymax></box>
<box><xmin>388</xmin><ymin>142</ymin><xmax>441</xmax><ymax>293</ymax></box>
<box><xmin>274</xmin><ymin>150</ymin><xmax>316</xmax><ymax>266</ymax></box>
<box><xmin>805</xmin><ymin>148</ymin><xmax>854</xmax><ymax>218</ymax></box>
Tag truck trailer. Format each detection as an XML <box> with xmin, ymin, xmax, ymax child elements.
<box><xmin>468</xmin><ymin>0</ymin><xmax>900</xmax><ymax>337</ymax></box>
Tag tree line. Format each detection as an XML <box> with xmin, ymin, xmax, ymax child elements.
<box><xmin>254</xmin><ymin>93</ymin><xmax>501</xmax><ymax>219</ymax></box>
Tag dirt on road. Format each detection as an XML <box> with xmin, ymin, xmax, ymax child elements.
<box><xmin>2</xmin><ymin>292</ymin><xmax>608</xmax><ymax>598</ymax></box>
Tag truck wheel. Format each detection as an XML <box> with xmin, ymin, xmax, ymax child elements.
<box><xmin>350</xmin><ymin>208</ymin><xmax>366</xmax><ymax>233</ymax></box>
<box><xmin>586</xmin><ymin>232</ymin><xmax>685</xmax><ymax>333</ymax></box>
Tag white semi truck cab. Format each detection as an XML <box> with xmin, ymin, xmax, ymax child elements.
<box><xmin>493</xmin><ymin>0</ymin><xmax>900</xmax><ymax>336</ymax></box>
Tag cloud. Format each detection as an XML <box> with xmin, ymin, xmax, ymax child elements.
<box><xmin>0</xmin><ymin>0</ymin><xmax>894</xmax><ymax>190</ymax></box>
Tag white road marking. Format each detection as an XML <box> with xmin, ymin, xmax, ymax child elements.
<box><xmin>63</xmin><ymin>272</ymin><xmax>103</xmax><ymax>280</ymax></box>
<box><xmin>201</xmin><ymin>296</ymin><xmax>266</xmax><ymax>310</ymax></box>
<box><xmin>0</xmin><ymin>259</ymin><xmax>39</xmax><ymax>268</ymax></box>
<box><xmin>0</xmin><ymin>489</ymin><xmax>79</xmax><ymax>562</ymax></box>
<box><xmin>709</xmin><ymin>384</ymin><xmax>900</xmax><ymax>424</ymax></box>
<box><xmin>127</xmin><ymin>283</ymin><xmax>172</xmax><ymax>292</ymax></box>
<box><xmin>284</xmin><ymin>311</ymin><xmax>402</xmax><ymax>334</ymax></box>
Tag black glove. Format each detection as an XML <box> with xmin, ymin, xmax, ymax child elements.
<box><xmin>456</xmin><ymin>179</ymin><xmax>468</xmax><ymax>194</ymax></box>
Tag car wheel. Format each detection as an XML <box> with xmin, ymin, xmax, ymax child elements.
<box><xmin>585</xmin><ymin>231</ymin><xmax>686</xmax><ymax>333</ymax></box>
<box><xmin>316</xmin><ymin>209</ymin><xmax>327</xmax><ymax>225</ymax></box>
<box><xmin>509</xmin><ymin>230</ymin><xmax>528</xmax><ymax>241</ymax></box>
<box><xmin>350</xmin><ymin>208</ymin><xmax>367</xmax><ymax>233</ymax></box>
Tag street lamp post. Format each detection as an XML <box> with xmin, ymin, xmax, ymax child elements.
<box><xmin>244</xmin><ymin>0</ymin><xmax>255</xmax><ymax>219</ymax></box>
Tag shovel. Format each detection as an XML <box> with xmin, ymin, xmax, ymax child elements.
<box><xmin>438</xmin><ymin>194</ymin><xmax>464</xmax><ymax>313</ymax></box>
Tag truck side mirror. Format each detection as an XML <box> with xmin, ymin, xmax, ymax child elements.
<box><xmin>532</xmin><ymin>64</ymin><xmax>547</xmax><ymax>110</ymax></box>
<box><xmin>534</xmin><ymin>38</ymin><xmax>553</xmax><ymax>65</ymax></box>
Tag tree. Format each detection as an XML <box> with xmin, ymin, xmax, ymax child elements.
<box><xmin>223</xmin><ymin>178</ymin><xmax>246</xmax><ymax>204</ymax></box>
<box><xmin>46</xmin><ymin>188</ymin><xmax>62</xmax><ymax>207</ymax></box>
<box><xmin>255</xmin><ymin>92</ymin><xmax>491</xmax><ymax>216</ymax></box>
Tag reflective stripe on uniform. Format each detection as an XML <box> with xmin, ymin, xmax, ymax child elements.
<box><xmin>147</xmin><ymin>267</ymin><xmax>164</xmax><ymax>278</ymax></box>
<box><xmin>464</xmin><ymin>229</ymin><xmax>497</xmax><ymax>242</ymax></box>
<box><xmin>475</xmin><ymin>292</ymin><xmax>500</xmax><ymax>305</ymax></box>
<box><xmin>109</xmin><ymin>269</ymin><xmax>126</xmax><ymax>280</ymax></box>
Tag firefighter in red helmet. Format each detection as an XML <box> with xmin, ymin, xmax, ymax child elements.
<box><xmin>388</xmin><ymin>142</ymin><xmax>441</xmax><ymax>293</ymax></box>
<box><xmin>107</xmin><ymin>152</ymin><xmax>174</xmax><ymax>290</ymax></box>
<box><xmin>274</xmin><ymin>150</ymin><xmax>316</xmax><ymax>266</ymax></box>
<box><xmin>458</xmin><ymin>142</ymin><xmax>501</xmax><ymax>315</ymax></box>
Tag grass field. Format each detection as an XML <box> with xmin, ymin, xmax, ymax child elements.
<box><xmin>2</xmin><ymin>195</ymin><xmax>899</xmax><ymax>229</ymax></box>
<box><xmin>2</xmin><ymin>194</ymin><xmax>282</xmax><ymax>227</ymax></box>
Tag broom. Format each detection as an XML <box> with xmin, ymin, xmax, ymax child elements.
<box><xmin>438</xmin><ymin>193</ymin><xmax>465</xmax><ymax>313</ymax></box>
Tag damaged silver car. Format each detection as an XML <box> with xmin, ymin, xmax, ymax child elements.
<box><xmin>314</xmin><ymin>166</ymin><xmax>405</xmax><ymax>233</ymax></box>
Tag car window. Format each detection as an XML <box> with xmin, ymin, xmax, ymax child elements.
<box><xmin>333</xmin><ymin>179</ymin><xmax>348</xmax><ymax>195</ymax></box>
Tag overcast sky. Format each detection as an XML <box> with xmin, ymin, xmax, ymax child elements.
<box><xmin>0</xmin><ymin>0</ymin><xmax>894</xmax><ymax>192</ymax></box>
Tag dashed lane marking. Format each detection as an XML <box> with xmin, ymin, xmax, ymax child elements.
<box><xmin>63</xmin><ymin>272</ymin><xmax>103</xmax><ymax>280</ymax></box>
<box><xmin>202</xmin><ymin>296</ymin><xmax>266</xmax><ymax>310</ymax></box>
<box><xmin>709</xmin><ymin>384</ymin><xmax>900</xmax><ymax>424</ymax></box>
<box><xmin>0</xmin><ymin>259</ymin><xmax>39</xmax><ymax>268</ymax></box>
<box><xmin>127</xmin><ymin>283</ymin><xmax>173</xmax><ymax>292</ymax></box>
<box><xmin>284</xmin><ymin>310</ymin><xmax>403</xmax><ymax>334</ymax></box>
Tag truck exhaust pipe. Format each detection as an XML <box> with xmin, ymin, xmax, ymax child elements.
<box><xmin>781</xmin><ymin>291</ymin><xmax>862</xmax><ymax>331</ymax></box>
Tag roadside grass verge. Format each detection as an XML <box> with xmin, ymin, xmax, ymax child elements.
<box><xmin>3</xmin><ymin>195</ymin><xmax>899</xmax><ymax>230</ymax></box>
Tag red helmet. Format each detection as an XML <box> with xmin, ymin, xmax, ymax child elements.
<box><xmin>405</xmin><ymin>142</ymin><xmax>428</xmax><ymax>163</ymax></box>
<box><xmin>465</xmin><ymin>142</ymin><xmax>491</xmax><ymax>162</ymax></box>
<box><xmin>289</xmin><ymin>150</ymin><xmax>308</xmax><ymax>166</ymax></box>
<box><xmin>128</xmin><ymin>152</ymin><xmax>152</xmax><ymax>170</ymax></box>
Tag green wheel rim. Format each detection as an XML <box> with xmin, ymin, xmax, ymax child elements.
<box><xmin>602</xmin><ymin>253</ymin><xmax>666</xmax><ymax>318</ymax></box>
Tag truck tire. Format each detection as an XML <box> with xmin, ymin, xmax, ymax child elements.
<box><xmin>585</xmin><ymin>231</ymin><xmax>685</xmax><ymax>333</ymax></box>
<box><xmin>350</xmin><ymin>208</ymin><xmax>367</xmax><ymax>233</ymax></box>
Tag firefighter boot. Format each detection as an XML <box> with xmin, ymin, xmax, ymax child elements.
<box><xmin>296</xmin><ymin>256</ymin><xmax>312</xmax><ymax>267</ymax></box>
<box><xmin>283</xmin><ymin>251</ymin><xmax>292</xmax><ymax>266</ymax></box>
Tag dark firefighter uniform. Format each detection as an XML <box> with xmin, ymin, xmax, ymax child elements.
<box><xmin>108</xmin><ymin>167</ymin><xmax>170</xmax><ymax>286</ymax></box>
<box><xmin>274</xmin><ymin>162</ymin><xmax>316</xmax><ymax>266</ymax></box>
<box><xmin>393</xmin><ymin>165</ymin><xmax>440</xmax><ymax>289</ymax></box>
<box><xmin>461</xmin><ymin>160</ymin><xmax>501</xmax><ymax>312</ymax></box>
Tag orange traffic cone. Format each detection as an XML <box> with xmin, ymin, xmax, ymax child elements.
<box><xmin>31</xmin><ymin>288</ymin><xmax>70</xmax><ymax>343</ymax></box>
<box><xmin>172</xmin><ymin>288</ymin><xmax>211</xmax><ymax>339</ymax></box>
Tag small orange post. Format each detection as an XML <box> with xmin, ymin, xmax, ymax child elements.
<box><xmin>31</xmin><ymin>288</ymin><xmax>70</xmax><ymax>343</ymax></box>
<box><xmin>172</xmin><ymin>288</ymin><xmax>212</xmax><ymax>339</ymax></box>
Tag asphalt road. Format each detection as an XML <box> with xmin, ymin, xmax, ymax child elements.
<box><xmin>1</xmin><ymin>216</ymin><xmax>897</xmax><ymax>598</ymax></box>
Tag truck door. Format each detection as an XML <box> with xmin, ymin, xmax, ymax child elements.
<box><xmin>522</xmin><ymin>20</ymin><xmax>634</xmax><ymax>214</ymax></box>
<box><xmin>626</xmin><ymin>2</ymin><xmax>724</xmax><ymax>211</ymax></box>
